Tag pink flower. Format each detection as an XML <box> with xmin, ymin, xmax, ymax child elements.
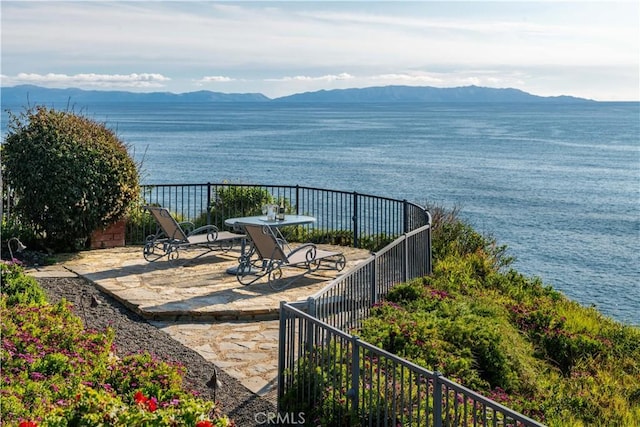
<box><xmin>29</xmin><ymin>372</ymin><xmax>46</xmax><ymax>381</ymax></box>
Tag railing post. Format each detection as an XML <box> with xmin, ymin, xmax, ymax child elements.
<box><xmin>353</xmin><ymin>192</ymin><xmax>359</xmax><ymax>248</ymax></box>
<box><xmin>433</xmin><ymin>371</ymin><xmax>443</xmax><ymax>427</ymax></box>
<box><xmin>348</xmin><ymin>335</ymin><xmax>360</xmax><ymax>416</ymax></box>
<box><xmin>277</xmin><ymin>301</ymin><xmax>288</xmax><ymax>413</ymax></box>
<box><xmin>371</xmin><ymin>253</ymin><xmax>378</xmax><ymax>306</ymax></box>
<box><xmin>295</xmin><ymin>185</ymin><xmax>300</xmax><ymax>215</ymax></box>
<box><xmin>307</xmin><ymin>296</ymin><xmax>316</xmax><ymax>318</ymax></box>
<box><xmin>306</xmin><ymin>297</ymin><xmax>316</xmax><ymax>353</ymax></box>
<box><xmin>403</xmin><ymin>199</ymin><xmax>409</xmax><ymax>234</ymax></box>
<box><xmin>425</xmin><ymin>209</ymin><xmax>433</xmax><ymax>275</ymax></box>
<box><xmin>403</xmin><ymin>234</ymin><xmax>409</xmax><ymax>283</ymax></box>
<box><xmin>206</xmin><ymin>182</ymin><xmax>212</xmax><ymax>225</ymax></box>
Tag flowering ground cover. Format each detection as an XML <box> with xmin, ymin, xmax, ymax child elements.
<box><xmin>357</xmin><ymin>247</ymin><xmax>640</xmax><ymax>426</ymax></box>
<box><xmin>1</xmin><ymin>261</ymin><xmax>234</xmax><ymax>427</ymax></box>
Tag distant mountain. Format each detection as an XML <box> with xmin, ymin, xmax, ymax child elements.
<box><xmin>1</xmin><ymin>84</ymin><xmax>593</xmax><ymax>106</ymax></box>
<box><xmin>273</xmin><ymin>85</ymin><xmax>593</xmax><ymax>103</ymax></box>
<box><xmin>1</xmin><ymin>85</ymin><xmax>270</xmax><ymax>106</ymax></box>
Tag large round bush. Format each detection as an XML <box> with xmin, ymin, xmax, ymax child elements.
<box><xmin>2</xmin><ymin>106</ymin><xmax>139</xmax><ymax>251</ymax></box>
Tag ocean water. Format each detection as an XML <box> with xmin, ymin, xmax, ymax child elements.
<box><xmin>2</xmin><ymin>101</ymin><xmax>639</xmax><ymax>325</ymax></box>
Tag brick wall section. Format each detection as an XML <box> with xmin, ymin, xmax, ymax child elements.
<box><xmin>90</xmin><ymin>220</ymin><xmax>126</xmax><ymax>249</ymax></box>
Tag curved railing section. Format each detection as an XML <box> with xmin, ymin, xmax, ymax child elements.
<box><xmin>130</xmin><ymin>183</ymin><xmax>430</xmax><ymax>250</ymax></box>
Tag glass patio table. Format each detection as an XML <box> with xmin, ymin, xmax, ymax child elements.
<box><xmin>224</xmin><ymin>214</ymin><xmax>316</xmax><ymax>229</ymax></box>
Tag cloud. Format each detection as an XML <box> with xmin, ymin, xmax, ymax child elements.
<box><xmin>197</xmin><ymin>76</ymin><xmax>236</xmax><ymax>83</ymax></box>
<box><xmin>266</xmin><ymin>73</ymin><xmax>355</xmax><ymax>82</ymax></box>
<box><xmin>373</xmin><ymin>73</ymin><xmax>444</xmax><ymax>85</ymax></box>
<box><xmin>6</xmin><ymin>73</ymin><xmax>171</xmax><ymax>89</ymax></box>
<box><xmin>194</xmin><ymin>76</ymin><xmax>240</xmax><ymax>87</ymax></box>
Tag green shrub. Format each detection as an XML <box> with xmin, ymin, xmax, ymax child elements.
<box><xmin>2</xmin><ymin>106</ymin><xmax>140</xmax><ymax>252</ymax></box>
<box><xmin>427</xmin><ymin>202</ymin><xmax>513</xmax><ymax>269</ymax></box>
<box><xmin>385</xmin><ymin>280</ymin><xmax>428</xmax><ymax>305</ymax></box>
<box><xmin>210</xmin><ymin>185</ymin><xmax>274</xmax><ymax>228</ymax></box>
<box><xmin>0</xmin><ymin>261</ymin><xmax>46</xmax><ymax>306</ymax></box>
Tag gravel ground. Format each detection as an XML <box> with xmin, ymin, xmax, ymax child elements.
<box><xmin>36</xmin><ymin>276</ymin><xmax>277</xmax><ymax>427</ymax></box>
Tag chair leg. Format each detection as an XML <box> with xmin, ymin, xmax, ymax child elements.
<box><xmin>267</xmin><ymin>263</ymin><xmax>289</xmax><ymax>291</ymax></box>
<box><xmin>308</xmin><ymin>258</ymin><xmax>322</xmax><ymax>272</ymax></box>
<box><xmin>236</xmin><ymin>255</ymin><xmax>265</xmax><ymax>286</ymax></box>
<box><xmin>167</xmin><ymin>245</ymin><xmax>180</xmax><ymax>263</ymax></box>
<box><xmin>143</xmin><ymin>241</ymin><xmax>165</xmax><ymax>262</ymax></box>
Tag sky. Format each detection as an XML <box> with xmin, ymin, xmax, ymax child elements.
<box><xmin>1</xmin><ymin>1</ymin><xmax>639</xmax><ymax>101</ymax></box>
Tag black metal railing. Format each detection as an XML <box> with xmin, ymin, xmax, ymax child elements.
<box><xmin>129</xmin><ymin>183</ymin><xmax>430</xmax><ymax>251</ymax></box>
<box><xmin>278</xmin><ymin>303</ymin><xmax>545</xmax><ymax>427</ymax></box>
<box><xmin>2</xmin><ymin>182</ymin><xmax>429</xmax><ymax>250</ymax></box>
<box><xmin>303</xmin><ymin>225</ymin><xmax>431</xmax><ymax>331</ymax></box>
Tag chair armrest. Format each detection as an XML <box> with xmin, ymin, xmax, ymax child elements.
<box><xmin>178</xmin><ymin>221</ymin><xmax>196</xmax><ymax>235</ymax></box>
<box><xmin>290</xmin><ymin>242</ymin><xmax>316</xmax><ymax>251</ymax></box>
<box><xmin>189</xmin><ymin>224</ymin><xmax>219</xmax><ymax>235</ymax></box>
<box><xmin>286</xmin><ymin>243</ymin><xmax>318</xmax><ymax>263</ymax></box>
<box><xmin>189</xmin><ymin>225</ymin><xmax>223</xmax><ymax>242</ymax></box>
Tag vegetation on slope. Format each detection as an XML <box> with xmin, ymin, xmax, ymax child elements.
<box><xmin>357</xmin><ymin>205</ymin><xmax>640</xmax><ymax>426</ymax></box>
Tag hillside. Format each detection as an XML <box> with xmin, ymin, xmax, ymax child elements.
<box><xmin>273</xmin><ymin>85</ymin><xmax>592</xmax><ymax>103</ymax></box>
<box><xmin>1</xmin><ymin>84</ymin><xmax>594</xmax><ymax>105</ymax></box>
<box><xmin>1</xmin><ymin>84</ymin><xmax>269</xmax><ymax>105</ymax></box>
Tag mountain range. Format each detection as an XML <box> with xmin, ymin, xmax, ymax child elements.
<box><xmin>1</xmin><ymin>84</ymin><xmax>593</xmax><ymax>105</ymax></box>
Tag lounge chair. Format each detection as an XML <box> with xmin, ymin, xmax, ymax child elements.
<box><xmin>236</xmin><ymin>223</ymin><xmax>346</xmax><ymax>290</ymax></box>
<box><xmin>142</xmin><ymin>205</ymin><xmax>244</xmax><ymax>262</ymax></box>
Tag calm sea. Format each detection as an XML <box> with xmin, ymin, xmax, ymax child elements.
<box><xmin>2</xmin><ymin>101</ymin><xmax>639</xmax><ymax>325</ymax></box>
